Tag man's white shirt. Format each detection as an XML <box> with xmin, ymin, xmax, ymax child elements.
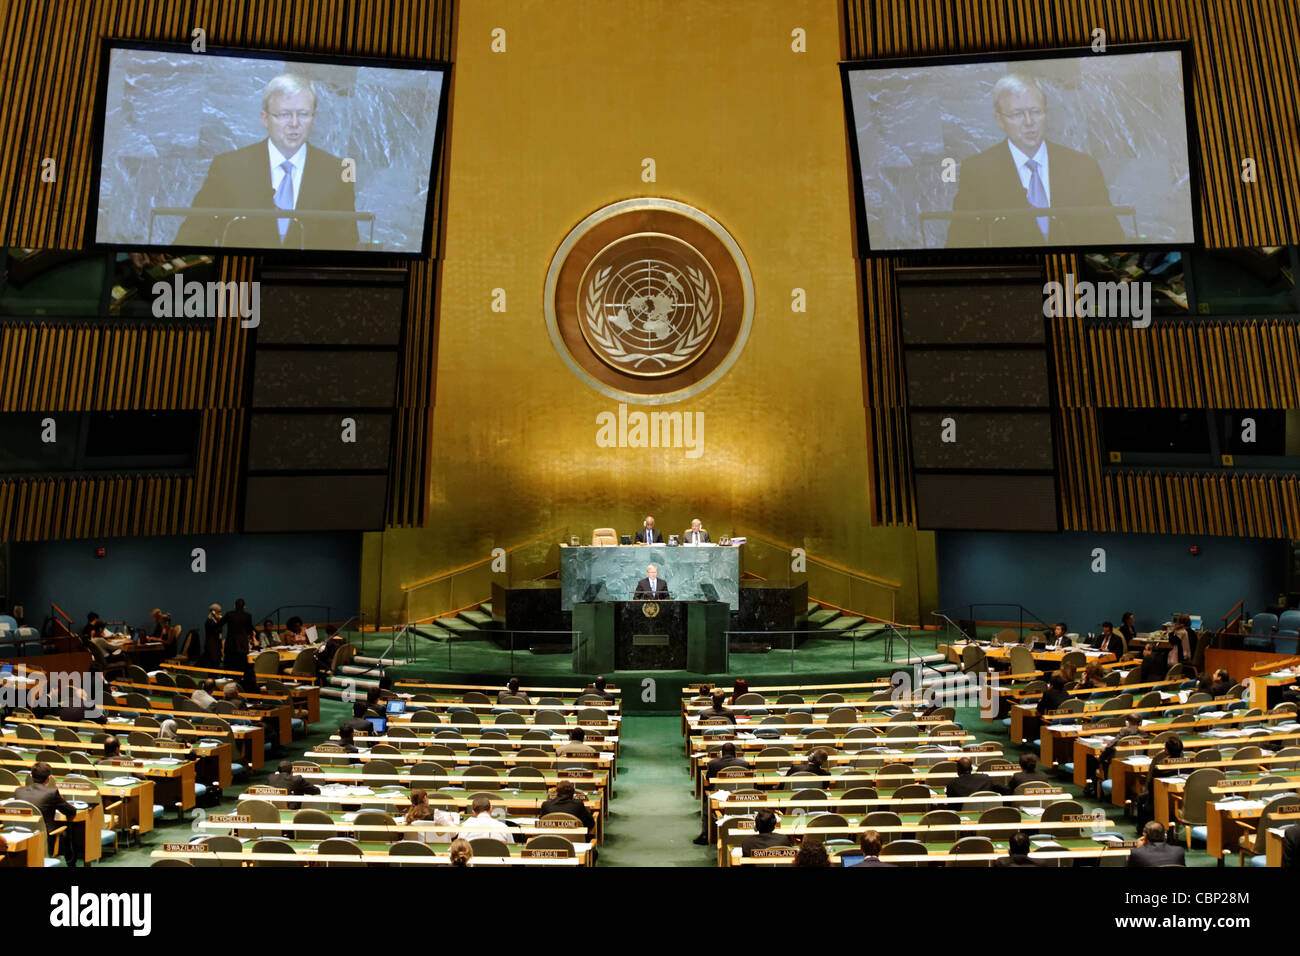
<box><xmin>269</xmin><ymin>140</ymin><xmax>307</xmax><ymax>208</ymax></box>
<box><xmin>455</xmin><ymin>811</ymin><xmax>511</xmax><ymax>845</ymax></box>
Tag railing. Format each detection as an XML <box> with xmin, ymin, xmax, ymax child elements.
<box><xmin>400</xmin><ymin>528</ymin><xmax>568</xmax><ymax>623</ymax></box>
<box><xmin>402</xmin><ymin>628</ymin><xmax>576</xmax><ymax>673</ymax></box>
<box><xmin>733</xmin><ymin>531</ymin><xmax>902</xmax><ymax>624</ymax></box>
<box><xmin>938</xmin><ymin>603</ymin><xmax>1052</xmax><ymax>640</ymax></box>
<box><xmin>1221</xmin><ymin>598</ymin><xmax>1246</xmax><ymax>634</ymax></box>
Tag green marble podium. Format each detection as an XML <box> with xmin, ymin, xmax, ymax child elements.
<box><xmin>560</xmin><ymin>544</ymin><xmax>740</xmax><ymax>610</ymax></box>
<box><xmin>572</xmin><ymin>600</ymin><xmax>729</xmax><ymax>673</ymax></box>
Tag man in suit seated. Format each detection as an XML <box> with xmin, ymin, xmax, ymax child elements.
<box><xmin>947</xmin><ymin>73</ymin><xmax>1123</xmax><ymax>248</ymax></box>
<box><xmin>784</xmin><ymin>747</ymin><xmax>833</xmax><ymax>785</ymax></box>
<box><xmin>706</xmin><ymin>742</ymin><xmax>749</xmax><ymax>780</ymax></box>
<box><xmin>15</xmin><ymin>762</ymin><xmax>81</xmax><ymax>866</ymax></box>
<box><xmin>265</xmin><ymin>759</ymin><xmax>320</xmax><ymax>797</ymax></box>
<box><xmin>995</xmin><ymin>831</ymin><xmax>1042</xmax><ymax>867</ymax></box>
<box><xmin>583</xmin><ymin>676</ymin><xmax>614</xmax><ymax>701</ymax></box>
<box><xmin>1008</xmin><ymin>753</ymin><xmax>1049</xmax><ymax>791</ymax></box>
<box><xmin>191</xmin><ymin>678</ymin><xmax>219</xmax><ymax>712</ymax></box>
<box><xmin>1127</xmin><ymin>821</ymin><xmax>1186</xmax><ymax>867</ymax></box>
<box><xmin>539</xmin><ymin>780</ymin><xmax>596</xmax><ymax>838</ymax></box>
<box><xmin>1035</xmin><ymin>674</ymin><xmax>1070</xmax><ymax>718</ymax></box>
<box><xmin>557</xmin><ymin>727</ymin><xmax>597</xmax><ymax>759</ymax></box>
<box><xmin>682</xmin><ymin>518</ymin><xmax>710</xmax><ymax>545</ymax></box>
<box><xmin>739</xmin><ymin>809</ymin><xmax>792</xmax><ymax>857</ymax></box>
<box><xmin>945</xmin><ymin>757</ymin><xmax>1007</xmax><ymax>798</ymax></box>
<box><xmin>634</xmin><ymin>515</ymin><xmax>663</xmax><ymax>544</ymax></box>
<box><xmin>1138</xmin><ymin>640</ymin><xmax>1170</xmax><ymax>683</ymax></box>
<box><xmin>698</xmin><ymin>691</ymin><xmax>735</xmax><ymax>725</ymax></box>
<box><xmin>1283</xmin><ymin>822</ymin><xmax>1300</xmax><ymax>868</ymax></box>
<box><xmin>1093</xmin><ymin>620</ymin><xmax>1126</xmax><ymax>658</ymax></box>
<box><xmin>175</xmin><ymin>74</ymin><xmax>357</xmax><ymax>250</ymax></box>
<box><xmin>850</xmin><ymin>829</ymin><xmax>895</xmax><ymax>867</ymax></box>
<box><xmin>340</xmin><ymin>702</ymin><xmax>374</xmax><ymax>736</ymax></box>
<box><xmin>633</xmin><ymin>564</ymin><xmax>669</xmax><ymax>599</ymax></box>
<box><xmin>497</xmin><ymin>677</ymin><xmax>531</xmax><ymax>704</ymax></box>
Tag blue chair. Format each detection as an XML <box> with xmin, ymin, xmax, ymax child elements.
<box><xmin>1244</xmin><ymin>613</ymin><xmax>1278</xmax><ymax>651</ymax></box>
<box><xmin>1278</xmin><ymin>610</ymin><xmax>1300</xmax><ymax>636</ymax></box>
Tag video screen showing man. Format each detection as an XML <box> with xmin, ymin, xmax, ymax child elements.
<box><xmin>946</xmin><ymin>74</ymin><xmax>1122</xmax><ymax>248</ymax></box>
<box><xmin>634</xmin><ymin>564</ymin><xmax>670</xmax><ymax>599</ymax></box>
<box><xmin>636</xmin><ymin>515</ymin><xmax>663</xmax><ymax>545</ymax></box>
<box><xmin>174</xmin><ymin>75</ymin><xmax>357</xmax><ymax>250</ymax></box>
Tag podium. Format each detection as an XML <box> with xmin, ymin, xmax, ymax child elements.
<box><xmin>572</xmin><ymin>601</ymin><xmax>729</xmax><ymax>673</ymax></box>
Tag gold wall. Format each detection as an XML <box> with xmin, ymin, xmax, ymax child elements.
<box><xmin>363</xmin><ymin>0</ymin><xmax>936</xmax><ymax>625</ymax></box>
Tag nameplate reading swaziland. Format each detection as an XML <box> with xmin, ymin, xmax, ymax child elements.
<box><xmin>164</xmin><ymin>843</ymin><xmax>206</xmax><ymax>852</ymax></box>
<box><xmin>209</xmin><ymin>814</ymin><xmax>251</xmax><ymax>824</ymax></box>
<box><xmin>521</xmin><ymin>848</ymin><xmax>568</xmax><ymax>858</ymax></box>
<box><xmin>247</xmin><ymin>786</ymin><xmax>288</xmax><ymax>795</ymax></box>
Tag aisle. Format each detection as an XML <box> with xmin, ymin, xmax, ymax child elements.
<box><xmin>597</xmin><ymin>715</ymin><xmax>713</xmax><ymax>867</ymax></box>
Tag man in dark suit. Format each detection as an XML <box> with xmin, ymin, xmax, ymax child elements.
<box><xmin>15</xmin><ymin>762</ymin><xmax>80</xmax><ymax>866</ymax></box>
<box><xmin>995</xmin><ymin>831</ymin><xmax>1042</xmax><ymax>867</ymax></box>
<box><xmin>633</xmin><ymin>564</ymin><xmax>670</xmax><ymax>599</ymax></box>
<box><xmin>698</xmin><ymin>691</ymin><xmax>736</xmax><ymax>725</ymax></box>
<box><xmin>739</xmin><ymin>809</ymin><xmax>792</xmax><ymax>856</ymax></box>
<box><xmin>850</xmin><ymin>829</ymin><xmax>895</xmax><ymax>867</ymax></box>
<box><xmin>1138</xmin><ymin>641</ymin><xmax>1170</xmax><ymax>683</ymax></box>
<box><xmin>1035</xmin><ymin>674</ymin><xmax>1070</xmax><ymax>718</ymax></box>
<box><xmin>583</xmin><ymin>676</ymin><xmax>614</xmax><ymax>702</ymax></box>
<box><xmin>539</xmin><ymin>781</ymin><xmax>596</xmax><ymax>836</ymax></box>
<box><xmin>175</xmin><ymin>74</ymin><xmax>357</xmax><ymax>250</ymax></box>
<box><xmin>1282</xmin><ymin>823</ymin><xmax>1300</xmax><ymax>868</ymax></box>
<box><xmin>785</xmin><ymin>748</ymin><xmax>833</xmax><ymax>785</ymax></box>
<box><xmin>947</xmin><ymin>73</ymin><xmax>1123</xmax><ymax>248</ymax></box>
<box><xmin>1127</xmin><ymin>821</ymin><xmax>1186</xmax><ymax>867</ymax></box>
<box><xmin>635</xmin><ymin>516</ymin><xmax>663</xmax><ymax>544</ymax></box>
<box><xmin>1096</xmin><ymin>621</ymin><xmax>1126</xmax><ymax>659</ymax></box>
<box><xmin>1008</xmin><ymin>753</ymin><xmax>1049</xmax><ymax>791</ymax></box>
<box><xmin>706</xmin><ymin>742</ymin><xmax>749</xmax><ymax>780</ymax></box>
<box><xmin>682</xmin><ymin>518</ymin><xmax>711</xmax><ymax>545</ymax></box>
<box><xmin>945</xmin><ymin>757</ymin><xmax>1007</xmax><ymax>798</ymax></box>
<box><xmin>340</xmin><ymin>702</ymin><xmax>373</xmax><ymax>736</ymax></box>
<box><xmin>266</xmin><ymin>759</ymin><xmax>319</xmax><ymax>795</ymax></box>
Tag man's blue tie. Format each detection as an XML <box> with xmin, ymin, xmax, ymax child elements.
<box><xmin>273</xmin><ymin>160</ymin><xmax>295</xmax><ymax>241</ymax></box>
<box><xmin>1024</xmin><ymin>158</ymin><xmax>1049</xmax><ymax>239</ymax></box>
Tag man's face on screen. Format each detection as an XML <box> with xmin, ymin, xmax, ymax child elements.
<box><xmin>995</xmin><ymin>88</ymin><xmax>1046</xmax><ymax>156</ymax></box>
<box><xmin>261</xmin><ymin>90</ymin><xmax>316</xmax><ymax>157</ymax></box>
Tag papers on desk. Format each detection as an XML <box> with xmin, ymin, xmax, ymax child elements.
<box><xmin>341</xmin><ymin>812</ymin><xmax>359</xmax><ymax>822</ymax></box>
<box><xmin>600</xmin><ymin>752</ymin><xmax>615</xmax><ymax>761</ymax></box>
<box><xmin>1051</xmin><ymin>723</ymin><xmax>1083</xmax><ymax>733</ymax></box>
<box><xmin>1122</xmin><ymin>756</ymin><xmax>1153</xmax><ymax>767</ymax></box>
<box><xmin>1078</xmin><ymin>736</ymin><xmax>1112</xmax><ymax>747</ymax></box>
<box><xmin>1162</xmin><ymin>774</ymin><xmax>1191</xmax><ymax>784</ymax></box>
<box><xmin>1274</xmin><ymin>721</ymin><xmax>1300</xmax><ymax>731</ymax></box>
<box><xmin>155</xmin><ymin>757</ymin><xmax>183</xmax><ymax>765</ymax></box>
<box><xmin>105</xmin><ymin>777</ymin><xmax>141</xmax><ymax>786</ymax></box>
<box><xmin>1204</xmin><ymin>728</ymin><xmax>1243</xmax><ymax>737</ymax></box>
<box><xmin>1177</xmin><ymin>690</ymin><xmax>1191</xmax><ymax>703</ymax></box>
<box><xmin>321</xmin><ymin>785</ymin><xmax>375</xmax><ymax>797</ymax></box>
<box><xmin>1214</xmin><ymin>799</ymin><xmax>1264</xmax><ymax>811</ymax></box>
<box><xmin>1030</xmin><ymin>835</ymin><xmax>1058</xmax><ymax>845</ymax></box>
<box><xmin>1197</xmin><ymin>711</ymin><xmax>1227</xmax><ymax>719</ymax></box>
<box><xmin>1023</xmin><ymin>806</ymin><xmax>1045</xmax><ymax>818</ymax></box>
<box><xmin>305</xmin><ymin>625</ymin><xmax>319</xmax><ymax>643</ymax></box>
<box><xmin>936</xmin><ymin>745</ymin><xmax>962</xmax><ymax>752</ymax></box>
<box><xmin>70</xmin><ymin>801</ymin><xmax>89</xmax><ymax>810</ymax></box>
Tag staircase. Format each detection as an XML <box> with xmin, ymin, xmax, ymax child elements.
<box><xmin>803</xmin><ymin>600</ymin><xmax>958</xmax><ymax>685</ymax></box>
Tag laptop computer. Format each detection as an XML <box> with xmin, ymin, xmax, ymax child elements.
<box><xmin>385</xmin><ymin>699</ymin><xmax>407</xmax><ymax>715</ymax></box>
<box><xmin>838</xmin><ymin>852</ymin><xmax>865</xmax><ymax>867</ymax></box>
<box><xmin>366</xmin><ymin>717</ymin><xmax>388</xmax><ymax>735</ymax></box>
<box><xmin>0</xmin><ymin>663</ymin><xmax>14</xmax><ymax>676</ymax></box>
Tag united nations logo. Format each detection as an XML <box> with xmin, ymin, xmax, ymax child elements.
<box><xmin>546</xmin><ymin>199</ymin><xmax>754</xmax><ymax>404</ymax></box>
<box><xmin>641</xmin><ymin>601</ymin><xmax>660</xmax><ymax>618</ymax></box>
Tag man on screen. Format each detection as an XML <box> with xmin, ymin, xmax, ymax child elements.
<box><xmin>634</xmin><ymin>564</ymin><xmax>670</xmax><ymax>599</ymax></box>
<box><xmin>175</xmin><ymin>74</ymin><xmax>357</xmax><ymax>250</ymax></box>
<box><xmin>946</xmin><ymin>74</ymin><xmax>1123</xmax><ymax>248</ymax></box>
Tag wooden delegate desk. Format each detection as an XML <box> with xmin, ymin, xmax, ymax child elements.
<box><xmin>0</xmin><ymin>728</ymin><xmax>232</xmax><ymax>789</ymax></box>
<box><xmin>1153</xmin><ymin>758</ymin><xmax>1300</xmax><ymax>827</ymax></box>
<box><xmin>0</xmin><ymin>753</ymin><xmax>197</xmax><ymax>812</ymax></box>
<box><xmin>941</xmin><ymin>640</ymin><xmax>1117</xmax><ymax>670</ymax></box>
<box><xmin>152</xmin><ymin>843</ymin><xmax>584</xmax><ymax>866</ymax></box>
<box><xmin>1206</xmin><ymin>794</ymin><xmax>1300</xmax><ymax>862</ymax></box>
<box><xmin>116</xmin><ymin>676</ymin><xmax>321</xmax><ymax>727</ymax></box>
<box><xmin>729</xmin><ymin>842</ymin><xmax>1131</xmax><ymax>866</ymax></box>
<box><xmin>1266</xmin><ymin>821</ymin><xmax>1300</xmax><ymax>866</ymax></box>
<box><xmin>0</xmin><ymin>796</ymin><xmax>105</xmax><ymax>864</ymax></box>
<box><xmin>100</xmin><ymin>698</ymin><xmax>274</xmax><ymax>766</ymax></box>
<box><xmin>243</xmin><ymin>787</ymin><xmax>607</xmax><ymax>843</ymax></box>
<box><xmin>0</xmin><ymin>824</ymin><xmax>43</xmax><ymax>867</ymax></box>
<box><xmin>395</xmin><ymin>679</ymin><xmax>622</xmax><ymax>699</ymax></box>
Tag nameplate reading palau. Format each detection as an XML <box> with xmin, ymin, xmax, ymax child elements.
<box><xmin>562</xmin><ymin>769</ymin><xmax>594</xmax><ymax>779</ymax></box>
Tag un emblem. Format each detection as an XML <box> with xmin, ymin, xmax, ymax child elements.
<box><xmin>545</xmin><ymin>198</ymin><xmax>754</xmax><ymax>404</ymax></box>
<box><xmin>641</xmin><ymin>601</ymin><xmax>660</xmax><ymax>618</ymax></box>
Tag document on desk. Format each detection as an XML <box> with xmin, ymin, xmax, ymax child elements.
<box><xmin>1214</xmin><ymin>799</ymin><xmax>1264</xmax><ymax>811</ymax></box>
<box><xmin>1122</xmin><ymin>756</ymin><xmax>1153</xmax><ymax>767</ymax></box>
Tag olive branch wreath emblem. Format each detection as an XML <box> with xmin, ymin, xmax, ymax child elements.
<box><xmin>584</xmin><ymin>264</ymin><xmax>714</xmax><ymax>370</ymax></box>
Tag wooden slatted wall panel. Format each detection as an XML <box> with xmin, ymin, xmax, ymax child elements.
<box><xmin>0</xmin><ymin>0</ymin><xmax>453</xmax><ymax>541</ymax></box>
<box><xmin>847</xmin><ymin>0</ymin><xmax>1300</xmax><ymax>535</ymax></box>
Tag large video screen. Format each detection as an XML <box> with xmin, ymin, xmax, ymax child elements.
<box><xmin>843</xmin><ymin>44</ymin><xmax>1198</xmax><ymax>253</ymax></box>
<box><xmin>91</xmin><ymin>43</ymin><xmax>448</xmax><ymax>255</ymax></box>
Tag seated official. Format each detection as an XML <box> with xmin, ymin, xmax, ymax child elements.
<box><xmin>340</xmin><ymin>702</ymin><xmax>373</xmax><ymax>736</ymax></box>
<box><xmin>1049</xmin><ymin>622</ymin><xmax>1071</xmax><ymax>647</ymax></box>
<box><xmin>1094</xmin><ymin>620</ymin><xmax>1125</xmax><ymax>658</ymax></box>
<box><xmin>945</xmin><ymin>757</ymin><xmax>1007</xmax><ymax>798</ymax></box>
<box><xmin>635</xmin><ymin>515</ymin><xmax>663</xmax><ymax>544</ymax></box>
<box><xmin>1127</xmin><ymin>821</ymin><xmax>1185</xmax><ymax>867</ymax></box>
<box><xmin>454</xmin><ymin>794</ymin><xmax>511</xmax><ymax>845</ymax></box>
<box><xmin>793</xmin><ymin>841</ymin><xmax>831</xmax><ymax>867</ymax></box>
<box><xmin>557</xmin><ymin>727</ymin><xmax>597</xmax><ymax>759</ymax></box>
<box><xmin>97</xmin><ymin>735</ymin><xmax>122</xmax><ymax>764</ymax></box>
<box><xmin>1035</xmin><ymin>674</ymin><xmax>1070</xmax><ymax>717</ymax></box>
<box><xmin>281</xmin><ymin>616</ymin><xmax>310</xmax><ymax>645</ymax></box>
<box><xmin>706</xmin><ymin>742</ymin><xmax>749</xmax><ymax>779</ymax></box>
<box><xmin>222</xmin><ymin>682</ymin><xmax>252</xmax><ymax>711</ymax></box>
<box><xmin>335</xmin><ymin>725</ymin><xmax>359</xmax><ymax>753</ymax></box>
<box><xmin>995</xmin><ymin>831</ymin><xmax>1041</xmax><ymax>867</ymax></box>
<box><xmin>1008</xmin><ymin>753</ymin><xmax>1049</xmax><ymax>791</ymax></box>
<box><xmin>497</xmin><ymin>677</ymin><xmax>531</xmax><ymax>704</ymax></box>
<box><xmin>404</xmin><ymin>790</ymin><xmax>460</xmax><ymax>842</ymax></box>
<box><xmin>740</xmin><ymin>809</ymin><xmax>792</xmax><ymax>856</ymax></box>
<box><xmin>1138</xmin><ymin>641</ymin><xmax>1170</xmax><ymax>683</ymax></box>
<box><xmin>15</xmin><ymin>762</ymin><xmax>81</xmax><ymax>866</ymax></box>
<box><xmin>682</xmin><ymin>518</ymin><xmax>710</xmax><ymax>545</ymax></box>
<box><xmin>447</xmin><ymin>838</ymin><xmax>473</xmax><ymax>867</ymax></box>
<box><xmin>633</xmin><ymin>564</ymin><xmax>669</xmax><ymax>599</ymax></box>
<box><xmin>850</xmin><ymin>829</ymin><xmax>895</xmax><ymax>867</ymax></box>
<box><xmin>59</xmin><ymin>687</ymin><xmax>102</xmax><ymax>725</ymax></box>
<box><xmin>583</xmin><ymin>676</ymin><xmax>614</xmax><ymax>701</ymax></box>
<box><xmin>1208</xmin><ymin>668</ymin><xmax>1234</xmax><ymax>697</ymax></box>
<box><xmin>266</xmin><ymin>759</ymin><xmax>320</xmax><ymax>796</ymax></box>
<box><xmin>1283</xmin><ymin>823</ymin><xmax>1299</xmax><ymax>868</ymax></box>
<box><xmin>539</xmin><ymin>781</ymin><xmax>596</xmax><ymax>835</ymax></box>
<box><xmin>254</xmin><ymin>618</ymin><xmax>277</xmax><ymax>649</ymax></box>
<box><xmin>1082</xmin><ymin>661</ymin><xmax>1108</xmax><ymax>689</ymax></box>
<box><xmin>785</xmin><ymin>748</ymin><xmax>832</xmax><ymax>784</ymax></box>
<box><xmin>191</xmin><ymin>678</ymin><xmax>219</xmax><ymax>711</ymax></box>
<box><xmin>699</xmin><ymin>691</ymin><xmax>736</xmax><ymax>724</ymax></box>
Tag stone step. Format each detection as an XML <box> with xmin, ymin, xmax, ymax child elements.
<box><xmin>821</xmin><ymin>615</ymin><xmax>865</xmax><ymax>632</ymax></box>
<box><xmin>807</xmin><ymin>608</ymin><xmax>842</xmax><ymax>627</ymax></box>
<box><xmin>479</xmin><ymin>602</ymin><xmax>493</xmax><ymax>615</ymax></box>
<box><xmin>437</xmin><ymin>617</ymin><xmax>479</xmax><ymax>634</ymax></box>
<box><xmin>410</xmin><ymin>623</ymin><xmax>455</xmax><ymax>642</ymax></box>
<box><xmin>459</xmin><ymin>609</ymin><xmax>495</xmax><ymax>627</ymax></box>
<box><xmin>806</xmin><ymin>600</ymin><xmax>821</xmax><ymax>615</ymax></box>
